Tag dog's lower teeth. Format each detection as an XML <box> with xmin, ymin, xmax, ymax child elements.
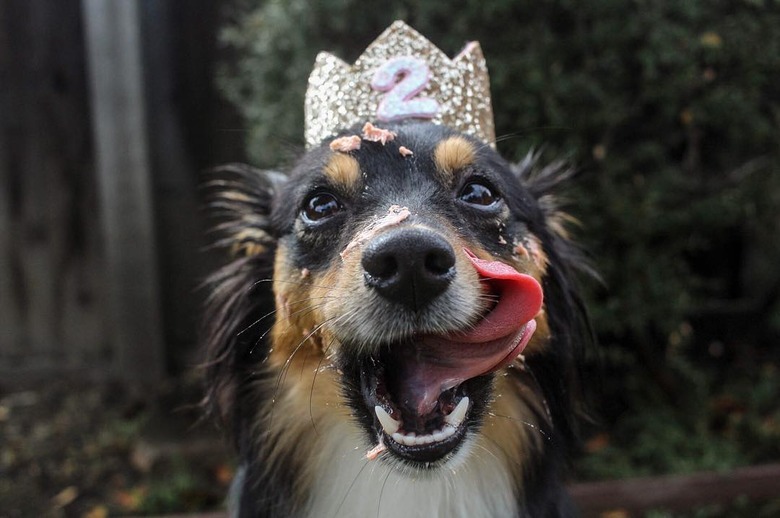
<box><xmin>443</xmin><ymin>396</ymin><xmax>470</xmax><ymax>427</ymax></box>
<box><xmin>390</xmin><ymin>425</ymin><xmax>456</xmax><ymax>447</ymax></box>
<box><xmin>375</xmin><ymin>405</ymin><xmax>401</xmax><ymax>434</ymax></box>
<box><xmin>376</xmin><ymin>397</ymin><xmax>470</xmax><ymax>447</ymax></box>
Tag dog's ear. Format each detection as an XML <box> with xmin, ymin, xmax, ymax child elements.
<box><xmin>512</xmin><ymin>151</ymin><xmax>598</xmax><ymax>281</ymax></box>
<box><xmin>201</xmin><ymin>164</ymin><xmax>287</xmax><ymax>431</ymax></box>
<box><xmin>205</xmin><ymin>164</ymin><xmax>287</xmax><ymax>257</ymax></box>
<box><xmin>512</xmin><ymin>151</ymin><xmax>579</xmax><ymax>244</ymax></box>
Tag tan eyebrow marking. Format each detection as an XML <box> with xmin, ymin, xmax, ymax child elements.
<box><xmin>323</xmin><ymin>153</ymin><xmax>361</xmax><ymax>193</ymax></box>
<box><xmin>433</xmin><ymin>136</ymin><xmax>476</xmax><ymax>185</ymax></box>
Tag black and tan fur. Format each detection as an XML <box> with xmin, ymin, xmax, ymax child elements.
<box><xmin>202</xmin><ymin>122</ymin><xmax>591</xmax><ymax>517</ymax></box>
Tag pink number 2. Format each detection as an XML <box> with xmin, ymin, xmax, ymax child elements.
<box><xmin>371</xmin><ymin>56</ymin><xmax>440</xmax><ymax>122</ymax></box>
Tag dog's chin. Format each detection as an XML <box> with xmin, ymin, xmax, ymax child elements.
<box><xmin>345</xmin><ymin>345</ymin><xmax>495</xmax><ymax>467</ymax></box>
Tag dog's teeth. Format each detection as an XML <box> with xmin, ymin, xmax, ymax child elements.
<box><xmin>375</xmin><ymin>405</ymin><xmax>401</xmax><ymax>435</ymax></box>
<box><xmin>387</xmin><ymin>425</ymin><xmax>459</xmax><ymax>448</ymax></box>
<box><xmin>444</xmin><ymin>397</ymin><xmax>470</xmax><ymax>427</ymax></box>
<box><xmin>382</xmin><ymin>399</ymin><xmax>469</xmax><ymax>448</ymax></box>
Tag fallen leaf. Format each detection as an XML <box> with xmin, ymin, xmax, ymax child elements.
<box><xmin>112</xmin><ymin>486</ymin><xmax>146</xmax><ymax>511</ymax></box>
<box><xmin>585</xmin><ymin>433</ymin><xmax>611</xmax><ymax>453</ymax></box>
<box><xmin>215</xmin><ymin>463</ymin><xmax>235</xmax><ymax>485</ymax></box>
<box><xmin>82</xmin><ymin>505</ymin><xmax>109</xmax><ymax>518</ymax></box>
<box><xmin>52</xmin><ymin>486</ymin><xmax>79</xmax><ymax>508</ymax></box>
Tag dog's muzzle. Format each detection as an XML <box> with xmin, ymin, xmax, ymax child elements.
<box><xmin>350</xmin><ymin>226</ymin><xmax>544</xmax><ymax>463</ymax></box>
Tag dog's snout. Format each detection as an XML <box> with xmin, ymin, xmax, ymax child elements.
<box><xmin>362</xmin><ymin>228</ymin><xmax>456</xmax><ymax>310</ymax></box>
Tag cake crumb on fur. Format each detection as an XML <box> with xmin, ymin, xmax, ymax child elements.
<box><xmin>514</xmin><ymin>242</ymin><xmax>530</xmax><ymax>258</ymax></box>
<box><xmin>329</xmin><ymin>135</ymin><xmax>362</xmax><ymax>152</ymax></box>
<box><xmin>366</xmin><ymin>441</ymin><xmax>387</xmax><ymax>460</ymax></box>
<box><xmin>362</xmin><ymin>122</ymin><xmax>397</xmax><ymax>145</ymax></box>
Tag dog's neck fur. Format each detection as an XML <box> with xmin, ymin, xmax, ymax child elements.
<box><xmin>301</xmin><ymin>422</ymin><xmax>518</xmax><ymax>518</ymax></box>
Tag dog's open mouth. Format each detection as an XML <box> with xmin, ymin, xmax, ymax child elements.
<box><xmin>357</xmin><ymin>250</ymin><xmax>543</xmax><ymax>464</ymax></box>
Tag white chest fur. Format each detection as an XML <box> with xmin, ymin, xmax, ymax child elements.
<box><xmin>303</xmin><ymin>424</ymin><xmax>518</xmax><ymax>518</ymax></box>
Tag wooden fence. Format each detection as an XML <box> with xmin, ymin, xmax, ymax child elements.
<box><xmin>0</xmin><ymin>0</ymin><xmax>106</xmax><ymax>380</ymax></box>
<box><xmin>0</xmin><ymin>0</ymin><xmax>235</xmax><ymax>383</ymax></box>
<box><xmin>570</xmin><ymin>463</ymin><xmax>780</xmax><ymax>516</ymax></box>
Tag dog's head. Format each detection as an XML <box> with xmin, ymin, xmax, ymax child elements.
<box><xmin>203</xmin><ymin>122</ymin><xmax>589</xmax><ymax>476</ymax></box>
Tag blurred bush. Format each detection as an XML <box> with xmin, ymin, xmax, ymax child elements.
<box><xmin>216</xmin><ymin>0</ymin><xmax>780</xmax><ymax>479</ymax></box>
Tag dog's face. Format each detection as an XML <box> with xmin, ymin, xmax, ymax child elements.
<box><xmin>204</xmin><ymin>122</ymin><xmax>586</xmax><ymax>500</ymax></box>
<box><xmin>259</xmin><ymin>122</ymin><xmax>557</xmax><ymax>466</ymax></box>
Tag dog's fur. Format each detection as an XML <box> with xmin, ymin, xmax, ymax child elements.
<box><xmin>202</xmin><ymin>122</ymin><xmax>591</xmax><ymax>517</ymax></box>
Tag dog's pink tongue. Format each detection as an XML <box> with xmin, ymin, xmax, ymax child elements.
<box><xmin>396</xmin><ymin>251</ymin><xmax>543</xmax><ymax>415</ymax></box>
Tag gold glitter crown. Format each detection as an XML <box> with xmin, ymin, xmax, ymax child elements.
<box><xmin>304</xmin><ymin>21</ymin><xmax>495</xmax><ymax>149</ymax></box>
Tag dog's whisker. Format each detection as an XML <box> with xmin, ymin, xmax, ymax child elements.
<box><xmin>272</xmin><ymin>296</ymin><xmax>352</xmax><ymax>335</ymax></box>
<box><xmin>251</xmin><ymin>276</ymin><xmax>347</xmax><ymax>292</ymax></box>
<box><xmin>240</xmin><ymin>293</ymin><xmax>351</xmax><ymax>339</ymax></box>
<box><xmin>249</xmin><ymin>299</ymin><xmax>335</xmax><ymax>355</ymax></box>
<box><xmin>480</xmin><ymin>127</ymin><xmax>570</xmax><ymax>153</ymax></box>
<box><xmin>480</xmin><ymin>436</ymin><xmax>526</xmax><ymax>472</ymax></box>
<box><xmin>332</xmin><ymin>456</ymin><xmax>371</xmax><ymax>518</ymax></box>
<box><xmin>376</xmin><ymin>467</ymin><xmax>393</xmax><ymax>518</ymax></box>
<box><xmin>236</xmin><ymin>308</ymin><xmax>278</xmax><ymax>337</ymax></box>
<box><xmin>272</xmin><ymin>310</ymin><xmax>355</xmax><ymax>412</ymax></box>
<box><xmin>482</xmin><ymin>132</ymin><xmax>524</xmax><ymax>149</ymax></box>
<box><xmin>308</xmin><ymin>335</ymin><xmax>338</xmax><ymax>436</ymax></box>
<box><xmin>246</xmin><ymin>305</ymin><xmax>314</xmax><ymax>357</ymax></box>
<box><xmin>486</xmin><ymin>412</ymin><xmax>551</xmax><ymax>441</ymax></box>
<box><xmin>238</xmin><ymin>292</ymin><xmax>350</xmax><ymax>338</ymax></box>
<box><xmin>514</xmin><ymin>361</ymin><xmax>556</xmax><ymax>425</ymax></box>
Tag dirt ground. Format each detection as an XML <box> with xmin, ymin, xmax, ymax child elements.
<box><xmin>0</xmin><ymin>376</ymin><xmax>233</xmax><ymax>517</ymax></box>
<box><xmin>4</xmin><ymin>374</ymin><xmax>778</xmax><ymax>517</ymax></box>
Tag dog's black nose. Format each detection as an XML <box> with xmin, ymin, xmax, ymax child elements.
<box><xmin>361</xmin><ymin>228</ymin><xmax>456</xmax><ymax>310</ymax></box>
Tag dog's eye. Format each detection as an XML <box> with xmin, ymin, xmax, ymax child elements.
<box><xmin>302</xmin><ymin>192</ymin><xmax>342</xmax><ymax>222</ymax></box>
<box><xmin>459</xmin><ymin>181</ymin><xmax>500</xmax><ymax>207</ymax></box>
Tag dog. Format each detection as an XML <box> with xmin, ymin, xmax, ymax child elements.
<box><xmin>202</xmin><ymin>121</ymin><xmax>591</xmax><ymax>517</ymax></box>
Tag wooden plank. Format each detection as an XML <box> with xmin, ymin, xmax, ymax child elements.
<box><xmin>569</xmin><ymin>463</ymin><xmax>780</xmax><ymax>515</ymax></box>
<box><xmin>0</xmin><ymin>2</ymin><xmax>23</xmax><ymax>357</ymax></box>
<box><xmin>140</xmin><ymin>1</ymin><xmax>205</xmax><ymax>370</ymax></box>
<box><xmin>2</xmin><ymin>1</ymin><xmax>63</xmax><ymax>359</ymax></box>
<box><xmin>82</xmin><ymin>0</ymin><xmax>164</xmax><ymax>382</ymax></box>
<box><xmin>0</xmin><ymin>0</ymin><xmax>106</xmax><ymax>370</ymax></box>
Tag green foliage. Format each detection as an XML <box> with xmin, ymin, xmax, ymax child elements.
<box><xmin>136</xmin><ymin>456</ymin><xmax>212</xmax><ymax>514</ymax></box>
<box><xmin>217</xmin><ymin>0</ymin><xmax>780</xmax><ymax>495</ymax></box>
<box><xmin>578</xmin><ymin>365</ymin><xmax>780</xmax><ymax>479</ymax></box>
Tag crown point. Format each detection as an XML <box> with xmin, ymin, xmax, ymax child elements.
<box><xmin>454</xmin><ymin>41</ymin><xmax>483</xmax><ymax>62</ymax></box>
